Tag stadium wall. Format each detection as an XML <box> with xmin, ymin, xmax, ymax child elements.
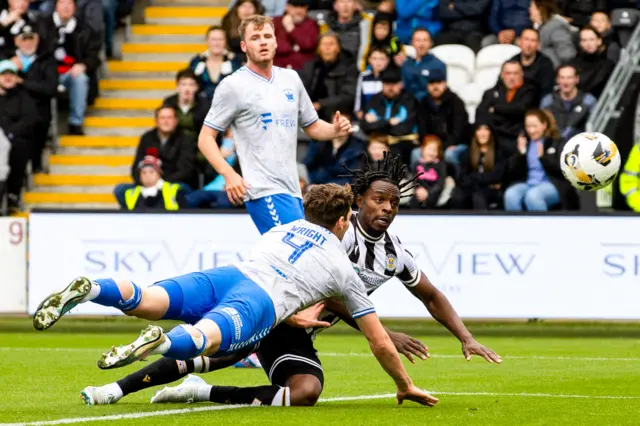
<box><xmin>13</xmin><ymin>211</ymin><xmax>640</xmax><ymax>319</ymax></box>
<box><xmin>0</xmin><ymin>217</ymin><xmax>27</xmax><ymax>313</ymax></box>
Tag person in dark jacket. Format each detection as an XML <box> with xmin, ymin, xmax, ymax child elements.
<box><xmin>530</xmin><ymin>0</ymin><xmax>577</xmax><ymax>67</ymax></box>
<box><xmin>0</xmin><ymin>0</ymin><xmax>52</xmax><ymax>60</ymax></box>
<box><xmin>396</xmin><ymin>0</ymin><xmax>442</xmax><ymax>45</ymax></box>
<box><xmin>365</xmin><ymin>12</ymin><xmax>403</xmax><ymax>61</ymax></box>
<box><xmin>303</xmin><ymin>131</ymin><xmax>365</xmax><ymax>184</ymax></box>
<box><xmin>221</xmin><ymin>0</ymin><xmax>264</xmax><ymax>62</ymax></box>
<box><xmin>570</xmin><ymin>25</ymin><xmax>616</xmax><ymax>98</ymax></box>
<box><xmin>354</xmin><ymin>46</ymin><xmax>389</xmax><ymax>119</ymax></box>
<box><xmin>162</xmin><ymin>69</ymin><xmax>209</xmax><ymax>138</ymax></box>
<box><xmin>12</xmin><ymin>25</ymin><xmax>57</xmax><ymax>173</ymax></box>
<box><xmin>273</xmin><ymin>0</ymin><xmax>319</xmax><ymax>71</ymax></box>
<box><xmin>0</xmin><ymin>59</ymin><xmax>35</xmax><ymax>210</ymax></box>
<box><xmin>113</xmin><ymin>105</ymin><xmax>198</xmax><ymax>208</ymax></box>
<box><xmin>417</xmin><ymin>68</ymin><xmax>469</xmax><ymax>167</ymax></box>
<box><xmin>435</xmin><ymin>0</ymin><xmax>491</xmax><ymax>53</ymax></box>
<box><xmin>540</xmin><ymin>64</ymin><xmax>597</xmax><ymax>142</ymax></box>
<box><xmin>483</xmin><ymin>0</ymin><xmax>531</xmax><ymax>47</ymax></box>
<box><xmin>49</xmin><ymin>0</ymin><xmax>101</xmax><ymax>135</ymax></box>
<box><xmin>188</xmin><ymin>26</ymin><xmax>241</xmax><ymax>102</ymax></box>
<box><xmin>123</xmin><ymin>154</ymin><xmax>187</xmax><ymax>211</ymax></box>
<box><xmin>590</xmin><ymin>11</ymin><xmax>621</xmax><ymax>63</ymax></box>
<box><xmin>411</xmin><ymin>135</ymin><xmax>447</xmax><ymax>209</ymax></box>
<box><xmin>557</xmin><ymin>0</ymin><xmax>608</xmax><ymax>28</ymax></box>
<box><xmin>319</xmin><ymin>0</ymin><xmax>372</xmax><ymax>71</ymax></box>
<box><xmin>503</xmin><ymin>109</ymin><xmax>579</xmax><ymax>211</ymax></box>
<box><xmin>510</xmin><ymin>28</ymin><xmax>555</xmax><ymax>98</ymax></box>
<box><xmin>476</xmin><ymin>60</ymin><xmax>539</xmax><ymax>156</ymax></box>
<box><xmin>300</xmin><ymin>32</ymin><xmax>359</xmax><ymax>123</ymax></box>
<box><xmin>360</xmin><ymin>66</ymin><xmax>419</xmax><ymax>166</ymax></box>
<box><xmin>450</xmin><ymin>121</ymin><xmax>506</xmax><ymax>210</ymax></box>
<box><xmin>400</xmin><ymin>28</ymin><xmax>447</xmax><ymax>102</ymax></box>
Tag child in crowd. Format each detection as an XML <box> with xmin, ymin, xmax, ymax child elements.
<box><xmin>412</xmin><ymin>135</ymin><xmax>447</xmax><ymax>209</ymax></box>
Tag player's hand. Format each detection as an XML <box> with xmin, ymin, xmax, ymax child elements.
<box><xmin>223</xmin><ymin>169</ymin><xmax>250</xmax><ymax>205</ymax></box>
<box><xmin>286</xmin><ymin>302</ymin><xmax>332</xmax><ymax>329</ymax></box>
<box><xmin>388</xmin><ymin>331</ymin><xmax>429</xmax><ymax>363</ymax></box>
<box><xmin>397</xmin><ymin>385</ymin><xmax>439</xmax><ymax>407</ymax></box>
<box><xmin>462</xmin><ymin>338</ymin><xmax>502</xmax><ymax>364</ymax></box>
<box><xmin>333</xmin><ymin>111</ymin><xmax>352</xmax><ymax>137</ymax></box>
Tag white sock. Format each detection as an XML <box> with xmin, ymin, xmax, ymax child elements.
<box><xmin>193</xmin><ymin>356</ymin><xmax>210</xmax><ymax>373</ymax></box>
<box><xmin>195</xmin><ymin>384</ymin><xmax>213</xmax><ymax>402</ymax></box>
<box><xmin>103</xmin><ymin>382</ymin><xmax>124</xmax><ymax>400</ymax></box>
<box><xmin>151</xmin><ymin>339</ymin><xmax>171</xmax><ymax>355</ymax></box>
<box><xmin>271</xmin><ymin>387</ymin><xmax>291</xmax><ymax>406</ymax></box>
<box><xmin>80</xmin><ymin>281</ymin><xmax>101</xmax><ymax>303</ymax></box>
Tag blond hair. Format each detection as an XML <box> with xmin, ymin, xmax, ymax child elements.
<box><xmin>238</xmin><ymin>14</ymin><xmax>275</xmax><ymax>41</ymax></box>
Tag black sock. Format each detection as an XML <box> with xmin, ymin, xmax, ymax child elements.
<box><xmin>209</xmin><ymin>384</ymin><xmax>284</xmax><ymax>406</ymax></box>
<box><xmin>117</xmin><ymin>357</ymin><xmax>196</xmax><ymax>396</ymax></box>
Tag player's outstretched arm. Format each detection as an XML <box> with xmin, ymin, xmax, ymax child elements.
<box><xmin>408</xmin><ymin>273</ymin><xmax>502</xmax><ymax>364</ymax></box>
<box><xmin>198</xmin><ymin>125</ymin><xmax>249</xmax><ymax>205</ymax></box>
<box><xmin>354</xmin><ymin>313</ymin><xmax>438</xmax><ymax>407</ymax></box>
<box><xmin>304</xmin><ymin>111</ymin><xmax>352</xmax><ymax>141</ymax></box>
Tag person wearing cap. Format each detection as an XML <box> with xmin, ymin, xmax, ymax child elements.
<box><xmin>11</xmin><ymin>24</ymin><xmax>57</xmax><ymax>173</ymax></box>
<box><xmin>416</xmin><ymin>68</ymin><xmax>469</xmax><ymax>169</ymax></box>
<box><xmin>273</xmin><ymin>0</ymin><xmax>318</xmax><ymax>71</ymax></box>
<box><xmin>0</xmin><ymin>0</ymin><xmax>48</xmax><ymax>60</ymax></box>
<box><xmin>360</xmin><ymin>65</ymin><xmax>419</xmax><ymax>166</ymax></box>
<box><xmin>0</xmin><ymin>57</ymin><xmax>36</xmax><ymax>211</ymax></box>
<box><xmin>123</xmin><ymin>154</ymin><xmax>186</xmax><ymax>211</ymax></box>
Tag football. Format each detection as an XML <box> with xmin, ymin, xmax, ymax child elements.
<box><xmin>560</xmin><ymin>132</ymin><xmax>622</xmax><ymax>191</ymax></box>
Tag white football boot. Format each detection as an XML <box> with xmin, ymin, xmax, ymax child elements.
<box><xmin>33</xmin><ymin>277</ymin><xmax>92</xmax><ymax>331</ymax></box>
<box><xmin>98</xmin><ymin>325</ymin><xmax>165</xmax><ymax>370</ymax></box>
<box><xmin>80</xmin><ymin>383</ymin><xmax>123</xmax><ymax>406</ymax></box>
<box><xmin>151</xmin><ymin>374</ymin><xmax>209</xmax><ymax>404</ymax></box>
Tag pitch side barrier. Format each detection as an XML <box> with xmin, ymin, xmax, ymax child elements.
<box><xmin>9</xmin><ymin>209</ymin><xmax>640</xmax><ymax>319</ymax></box>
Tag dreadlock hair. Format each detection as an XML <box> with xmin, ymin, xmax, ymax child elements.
<box><xmin>341</xmin><ymin>151</ymin><xmax>420</xmax><ymax>198</ymax></box>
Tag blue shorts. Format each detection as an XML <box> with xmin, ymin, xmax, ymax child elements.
<box><xmin>245</xmin><ymin>193</ymin><xmax>304</xmax><ymax>235</ymax></box>
<box><xmin>153</xmin><ymin>266</ymin><xmax>276</xmax><ymax>356</ymax></box>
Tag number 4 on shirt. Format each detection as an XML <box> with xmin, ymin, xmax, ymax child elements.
<box><xmin>281</xmin><ymin>232</ymin><xmax>313</xmax><ymax>264</ymax></box>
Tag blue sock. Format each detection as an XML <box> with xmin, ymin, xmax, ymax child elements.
<box><xmin>164</xmin><ymin>325</ymin><xmax>207</xmax><ymax>360</ymax></box>
<box><xmin>92</xmin><ymin>278</ymin><xmax>142</xmax><ymax>312</ymax></box>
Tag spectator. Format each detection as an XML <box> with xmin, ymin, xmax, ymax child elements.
<box><xmin>366</xmin><ymin>12</ymin><xmax>403</xmax><ymax>61</ymax></box>
<box><xmin>360</xmin><ymin>66</ymin><xmax>419</xmax><ymax>166</ymax></box>
<box><xmin>503</xmin><ymin>109</ymin><xmax>578</xmax><ymax>211</ymax></box>
<box><xmin>417</xmin><ymin>68</ymin><xmax>469</xmax><ymax>167</ymax></box>
<box><xmin>303</xmin><ymin>121</ymin><xmax>364</xmax><ymax>184</ymax></box>
<box><xmin>476</xmin><ymin>60</ymin><xmax>538</xmax><ymax>156</ymax></box>
<box><xmin>12</xmin><ymin>24</ymin><xmax>57</xmax><ymax>173</ymax></box>
<box><xmin>411</xmin><ymin>135</ymin><xmax>447</xmax><ymax>209</ymax></box>
<box><xmin>162</xmin><ymin>69</ymin><xmax>208</xmax><ymax>138</ymax></box>
<box><xmin>366</xmin><ymin>133</ymin><xmax>390</xmax><ymax>162</ymax></box>
<box><xmin>435</xmin><ymin>0</ymin><xmax>490</xmax><ymax>53</ymax></box>
<box><xmin>0</xmin><ymin>116</ymin><xmax>8</xmax><ymax>207</ymax></box>
<box><xmin>540</xmin><ymin>64</ymin><xmax>597</xmax><ymax>142</ymax></box>
<box><xmin>222</xmin><ymin>0</ymin><xmax>264</xmax><ymax>61</ymax></box>
<box><xmin>511</xmin><ymin>27</ymin><xmax>555</xmax><ymax>98</ymax></box>
<box><xmin>274</xmin><ymin>0</ymin><xmax>319</xmax><ymax>71</ymax></box>
<box><xmin>354</xmin><ymin>46</ymin><xmax>389</xmax><ymax>120</ymax></box>
<box><xmin>570</xmin><ymin>25</ymin><xmax>615</xmax><ymax>98</ymax></box>
<box><xmin>395</xmin><ymin>0</ymin><xmax>441</xmax><ymax>45</ymax></box>
<box><xmin>189</xmin><ymin>26</ymin><xmax>241</xmax><ymax>102</ymax></box>
<box><xmin>557</xmin><ymin>0</ymin><xmax>607</xmax><ymax>28</ymax></box>
<box><xmin>0</xmin><ymin>59</ymin><xmax>35</xmax><ymax>210</ymax></box>
<box><xmin>40</xmin><ymin>0</ymin><xmax>105</xmax><ymax>45</ymax></box>
<box><xmin>400</xmin><ymin>28</ymin><xmax>446</xmax><ymax>102</ymax></box>
<box><xmin>1</xmin><ymin>0</ymin><xmax>55</xmax><ymax>60</ymax></box>
<box><xmin>450</xmin><ymin>121</ymin><xmax>506</xmax><ymax>210</ymax></box>
<box><xmin>530</xmin><ymin>0</ymin><xmax>577</xmax><ymax>67</ymax></box>
<box><xmin>319</xmin><ymin>0</ymin><xmax>372</xmax><ymax>71</ymax></box>
<box><xmin>483</xmin><ymin>0</ymin><xmax>530</xmax><ymax>48</ymax></box>
<box><xmin>590</xmin><ymin>11</ymin><xmax>620</xmax><ymax>63</ymax></box>
<box><xmin>102</xmin><ymin>0</ymin><xmax>116</xmax><ymax>58</ymax></box>
<box><xmin>619</xmin><ymin>142</ymin><xmax>640</xmax><ymax>212</ymax></box>
<box><xmin>300</xmin><ymin>32</ymin><xmax>359</xmax><ymax>123</ymax></box>
<box><xmin>123</xmin><ymin>155</ymin><xmax>187</xmax><ymax>211</ymax></box>
<box><xmin>50</xmin><ymin>0</ymin><xmax>101</xmax><ymax>135</ymax></box>
<box><xmin>113</xmin><ymin>106</ymin><xmax>198</xmax><ymax>208</ymax></box>
<box><xmin>229</xmin><ymin>0</ymin><xmax>285</xmax><ymax>17</ymax></box>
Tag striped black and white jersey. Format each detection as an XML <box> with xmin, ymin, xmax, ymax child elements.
<box><xmin>309</xmin><ymin>213</ymin><xmax>421</xmax><ymax>336</ymax></box>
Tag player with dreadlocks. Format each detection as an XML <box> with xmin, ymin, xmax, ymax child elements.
<box><xmin>80</xmin><ymin>152</ymin><xmax>501</xmax><ymax>408</ymax></box>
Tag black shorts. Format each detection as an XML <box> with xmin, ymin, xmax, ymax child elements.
<box><xmin>256</xmin><ymin>323</ymin><xmax>324</xmax><ymax>388</ymax></box>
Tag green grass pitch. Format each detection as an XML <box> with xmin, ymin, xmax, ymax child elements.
<box><xmin>0</xmin><ymin>318</ymin><xmax>639</xmax><ymax>425</ymax></box>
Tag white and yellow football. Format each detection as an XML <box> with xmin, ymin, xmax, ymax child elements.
<box><xmin>560</xmin><ymin>132</ymin><xmax>621</xmax><ymax>191</ymax></box>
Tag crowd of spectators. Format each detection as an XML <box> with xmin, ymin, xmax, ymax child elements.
<box><xmin>0</xmin><ymin>0</ymin><xmax>132</xmax><ymax>212</ymax></box>
<box><xmin>120</xmin><ymin>0</ymin><xmax>640</xmax><ymax>212</ymax></box>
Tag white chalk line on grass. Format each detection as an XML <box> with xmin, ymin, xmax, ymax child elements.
<box><xmin>2</xmin><ymin>391</ymin><xmax>640</xmax><ymax>426</ymax></box>
<box><xmin>3</xmin><ymin>348</ymin><xmax>638</xmax><ymax>362</ymax></box>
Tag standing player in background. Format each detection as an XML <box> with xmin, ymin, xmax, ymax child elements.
<box><xmin>199</xmin><ymin>14</ymin><xmax>352</xmax><ymax>234</ymax></box>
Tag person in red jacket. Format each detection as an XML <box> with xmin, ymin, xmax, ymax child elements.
<box><xmin>273</xmin><ymin>0</ymin><xmax>319</xmax><ymax>70</ymax></box>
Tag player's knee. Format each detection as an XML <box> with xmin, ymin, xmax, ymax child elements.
<box><xmin>288</xmin><ymin>376</ymin><xmax>322</xmax><ymax>406</ymax></box>
<box><xmin>164</xmin><ymin>324</ymin><xmax>207</xmax><ymax>360</ymax></box>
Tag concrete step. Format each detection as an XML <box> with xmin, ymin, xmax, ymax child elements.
<box><xmin>103</xmin><ymin>71</ymin><xmax>177</xmax><ymax>79</ymax></box>
<box><xmin>144</xmin><ymin>6</ymin><xmax>225</xmax><ymax>25</ymax></box>
<box><xmin>92</xmin><ymin>98</ymin><xmax>162</xmax><ymax>111</ymax></box>
<box><xmin>49</xmin><ymin>154</ymin><xmax>133</xmax><ymax>166</ymax></box>
<box><xmin>85</xmin><ymin>116</ymin><xmax>154</xmax><ymax>128</ymax></box>
<box><xmin>145</xmin><ymin>17</ymin><xmax>222</xmax><ymax>25</ymax></box>
<box><xmin>25</xmin><ymin>202</ymin><xmax>119</xmax><ymax>210</ymax></box>
<box><xmin>87</xmin><ymin>109</ymin><xmax>154</xmax><ymax>118</ymax></box>
<box><xmin>57</xmin><ymin>146</ymin><xmax>135</xmax><ymax>156</ymax></box>
<box><xmin>48</xmin><ymin>164</ymin><xmax>131</xmax><ymax>175</ymax></box>
<box><xmin>123</xmin><ymin>52</ymin><xmax>197</xmax><ymax>62</ymax></box>
<box><xmin>122</xmin><ymin>43</ymin><xmax>204</xmax><ymax>54</ymax></box>
<box><xmin>84</xmin><ymin>126</ymin><xmax>146</xmax><ymax>136</ymax></box>
<box><xmin>98</xmin><ymin>89</ymin><xmax>174</xmax><ymax>99</ymax></box>
<box><xmin>30</xmin><ymin>185</ymin><xmax>118</xmax><ymax>194</ymax></box>
<box><xmin>24</xmin><ymin>192</ymin><xmax>117</xmax><ymax>205</ymax></box>
<box><xmin>60</xmin><ymin>135</ymin><xmax>139</xmax><ymax>148</ymax></box>
<box><xmin>152</xmin><ymin>0</ymin><xmax>230</xmax><ymax>6</ymax></box>
<box><xmin>107</xmin><ymin>61</ymin><xmax>186</xmax><ymax>73</ymax></box>
<box><xmin>101</xmin><ymin>79</ymin><xmax>175</xmax><ymax>91</ymax></box>
<box><xmin>129</xmin><ymin>34</ymin><xmax>203</xmax><ymax>43</ymax></box>
<box><xmin>132</xmin><ymin>24</ymin><xmax>210</xmax><ymax>36</ymax></box>
<box><xmin>34</xmin><ymin>174</ymin><xmax>131</xmax><ymax>186</ymax></box>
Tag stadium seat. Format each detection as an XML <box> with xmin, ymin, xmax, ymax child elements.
<box><xmin>474</xmin><ymin>67</ymin><xmax>501</xmax><ymax>91</ymax></box>
<box><xmin>452</xmin><ymin>82</ymin><xmax>483</xmax><ymax>123</ymax></box>
<box><xmin>475</xmin><ymin>44</ymin><xmax>521</xmax><ymax>72</ymax></box>
<box><xmin>431</xmin><ymin>44</ymin><xmax>475</xmax><ymax>84</ymax></box>
<box><xmin>611</xmin><ymin>8</ymin><xmax>640</xmax><ymax>47</ymax></box>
